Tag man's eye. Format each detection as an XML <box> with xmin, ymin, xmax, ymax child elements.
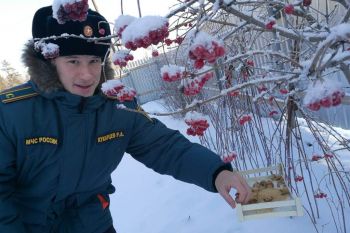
<box><xmin>91</xmin><ymin>59</ymin><xmax>101</xmax><ymax>64</ymax></box>
<box><xmin>68</xmin><ymin>60</ymin><xmax>79</xmax><ymax>64</ymax></box>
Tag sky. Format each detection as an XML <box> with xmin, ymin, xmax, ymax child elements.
<box><xmin>0</xmin><ymin>0</ymin><xmax>179</xmax><ymax>73</ymax></box>
<box><xmin>110</xmin><ymin>99</ymin><xmax>350</xmax><ymax>233</ymax></box>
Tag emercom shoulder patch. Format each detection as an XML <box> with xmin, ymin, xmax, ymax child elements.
<box><xmin>0</xmin><ymin>84</ymin><xmax>38</xmax><ymax>104</ymax></box>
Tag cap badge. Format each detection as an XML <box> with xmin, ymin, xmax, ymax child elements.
<box><xmin>83</xmin><ymin>25</ymin><xmax>93</xmax><ymax>37</ymax></box>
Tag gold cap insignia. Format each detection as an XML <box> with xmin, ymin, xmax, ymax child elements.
<box><xmin>83</xmin><ymin>25</ymin><xmax>93</xmax><ymax>37</ymax></box>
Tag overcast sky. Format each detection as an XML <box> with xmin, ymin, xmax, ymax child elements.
<box><xmin>0</xmin><ymin>0</ymin><xmax>178</xmax><ymax>73</ymax></box>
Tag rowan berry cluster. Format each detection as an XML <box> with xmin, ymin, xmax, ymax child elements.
<box><xmin>266</xmin><ymin>20</ymin><xmax>276</xmax><ymax>30</ymax></box>
<box><xmin>257</xmin><ymin>84</ymin><xmax>267</xmax><ymax>93</ymax></box>
<box><xmin>160</xmin><ymin>65</ymin><xmax>185</xmax><ymax>82</ymax></box>
<box><xmin>228</xmin><ymin>90</ymin><xmax>240</xmax><ymax>97</ymax></box>
<box><xmin>185</xmin><ymin>119</ymin><xmax>209</xmax><ymax>136</ymax></box>
<box><xmin>189</xmin><ymin>42</ymin><xmax>225</xmax><ymax>69</ymax></box>
<box><xmin>114</xmin><ymin>88</ymin><xmax>137</xmax><ymax>102</ymax></box>
<box><xmin>311</xmin><ymin>154</ymin><xmax>323</xmax><ymax>161</ymax></box>
<box><xmin>164</xmin><ymin>36</ymin><xmax>184</xmax><ymax>46</ymax></box>
<box><xmin>182</xmin><ymin>72</ymin><xmax>213</xmax><ymax>96</ymax></box>
<box><xmin>303</xmin><ymin>0</ymin><xmax>312</xmax><ymax>7</ymax></box>
<box><xmin>306</xmin><ymin>90</ymin><xmax>345</xmax><ymax>111</ymax></box>
<box><xmin>294</xmin><ymin>175</ymin><xmax>304</xmax><ymax>182</ymax></box>
<box><xmin>284</xmin><ymin>4</ymin><xmax>295</xmax><ymax>14</ymax></box>
<box><xmin>314</xmin><ymin>192</ymin><xmax>327</xmax><ymax>199</ymax></box>
<box><xmin>112</xmin><ymin>50</ymin><xmax>134</xmax><ymax>67</ymax></box>
<box><xmin>189</xmin><ymin>32</ymin><xmax>225</xmax><ymax>69</ymax></box>
<box><xmin>53</xmin><ymin>0</ymin><xmax>89</xmax><ymax>24</ymax></box>
<box><xmin>101</xmin><ymin>80</ymin><xmax>136</xmax><ymax>102</ymax></box>
<box><xmin>268</xmin><ymin>110</ymin><xmax>279</xmax><ymax>117</ymax></box>
<box><xmin>152</xmin><ymin>50</ymin><xmax>159</xmax><ymax>57</ymax></box>
<box><xmin>185</xmin><ymin>112</ymin><xmax>210</xmax><ymax>136</ymax></box>
<box><xmin>279</xmin><ymin>88</ymin><xmax>289</xmax><ymax>94</ymax></box>
<box><xmin>123</xmin><ymin>20</ymin><xmax>169</xmax><ymax>50</ymax></box>
<box><xmin>238</xmin><ymin>115</ymin><xmax>252</xmax><ymax>125</ymax></box>
<box><xmin>222</xmin><ymin>152</ymin><xmax>238</xmax><ymax>163</ymax></box>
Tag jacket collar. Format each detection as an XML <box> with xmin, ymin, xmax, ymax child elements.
<box><xmin>29</xmin><ymin>81</ymin><xmax>108</xmax><ymax>113</ymax></box>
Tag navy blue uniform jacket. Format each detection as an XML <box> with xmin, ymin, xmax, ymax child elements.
<box><xmin>0</xmin><ymin>81</ymin><xmax>228</xmax><ymax>233</ymax></box>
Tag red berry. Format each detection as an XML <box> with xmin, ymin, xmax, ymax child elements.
<box><xmin>266</xmin><ymin>20</ymin><xmax>276</xmax><ymax>30</ymax></box>
<box><xmin>294</xmin><ymin>175</ymin><xmax>303</xmax><ymax>182</ymax></box>
<box><xmin>174</xmin><ymin>36</ymin><xmax>184</xmax><ymax>44</ymax></box>
<box><xmin>194</xmin><ymin>59</ymin><xmax>205</xmax><ymax>69</ymax></box>
<box><xmin>284</xmin><ymin>4</ymin><xmax>294</xmax><ymax>14</ymax></box>
<box><xmin>303</xmin><ymin>0</ymin><xmax>312</xmax><ymax>6</ymax></box>
<box><xmin>307</xmin><ymin>101</ymin><xmax>321</xmax><ymax>111</ymax></box>
<box><xmin>320</xmin><ymin>96</ymin><xmax>332</xmax><ymax>108</ymax></box>
<box><xmin>228</xmin><ymin>91</ymin><xmax>240</xmax><ymax>97</ymax></box>
<box><xmin>246</xmin><ymin>60</ymin><xmax>254</xmax><ymax>66</ymax></box>
<box><xmin>269</xmin><ymin>110</ymin><xmax>279</xmax><ymax>117</ymax></box>
<box><xmin>311</xmin><ymin>155</ymin><xmax>323</xmax><ymax>161</ymax></box>
<box><xmin>280</xmin><ymin>88</ymin><xmax>288</xmax><ymax>94</ymax></box>
<box><xmin>164</xmin><ymin>38</ymin><xmax>173</xmax><ymax>46</ymax></box>
<box><xmin>152</xmin><ymin>50</ymin><xmax>159</xmax><ymax>57</ymax></box>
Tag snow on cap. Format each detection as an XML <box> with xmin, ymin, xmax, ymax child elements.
<box><xmin>32</xmin><ymin>5</ymin><xmax>111</xmax><ymax>59</ymax></box>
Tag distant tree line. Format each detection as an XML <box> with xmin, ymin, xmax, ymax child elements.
<box><xmin>0</xmin><ymin>60</ymin><xmax>25</xmax><ymax>91</ymax></box>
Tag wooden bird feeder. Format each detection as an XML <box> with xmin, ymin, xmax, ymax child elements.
<box><xmin>236</xmin><ymin>164</ymin><xmax>303</xmax><ymax>221</ymax></box>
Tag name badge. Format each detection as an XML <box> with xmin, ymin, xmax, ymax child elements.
<box><xmin>97</xmin><ymin>131</ymin><xmax>125</xmax><ymax>143</ymax></box>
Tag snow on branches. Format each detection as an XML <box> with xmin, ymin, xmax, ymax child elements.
<box><xmin>101</xmin><ymin>79</ymin><xmax>136</xmax><ymax>102</ymax></box>
<box><xmin>121</xmin><ymin>16</ymin><xmax>169</xmax><ymax>50</ymax></box>
<box><xmin>160</xmin><ymin>65</ymin><xmax>185</xmax><ymax>82</ymax></box>
<box><xmin>112</xmin><ymin>50</ymin><xmax>134</xmax><ymax>67</ymax></box>
<box><xmin>52</xmin><ymin>0</ymin><xmax>89</xmax><ymax>24</ymax></box>
<box><xmin>303</xmin><ymin>79</ymin><xmax>345</xmax><ymax>111</ymax></box>
<box><xmin>188</xmin><ymin>31</ymin><xmax>225</xmax><ymax>69</ymax></box>
<box><xmin>114</xmin><ymin>15</ymin><xmax>137</xmax><ymax>38</ymax></box>
<box><xmin>184</xmin><ymin>111</ymin><xmax>210</xmax><ymax>136</ymax></box>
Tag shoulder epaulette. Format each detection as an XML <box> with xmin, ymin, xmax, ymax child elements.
<box><xmin>0</xmin><ymin>84</ymin><xmax>39</xmax><ymax>104</ymax></box>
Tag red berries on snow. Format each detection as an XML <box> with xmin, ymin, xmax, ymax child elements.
<box><xmin>160</xmin><ymin>65</ymin><xmax>184</xmax><ymax>82</ymax></box>
<box><xmin>152</xmin><ymin>50</ymin><xmax>159</xmax><ymax>57</ymax></box>
<box><xmin>101</xmin><ymin>80</ymin><xmax>137</xmax><ymax>102</ymax></box>
<box><xmin>182</xmin><ymin>72</ymin><xmax>213</xmax><ymax>96</ymax></box>
<box><xmin>265</xmin><ymin>20</ymin><xmax>276</xmax><ymax>30</ymax></box>
<box><xmin>112</xmin><ymin>50</ymin><xmax>134</xmax><ymax>68</ymax></box>
<box><xmin>294</xmin><ymin>175</ymin><xmax>304</xmax><ymax>182</ymax></box>
<box><xmin>284</xmin><ymin>4</ymin><xmax>295</xmax><ymax>14</ymax></box>
<box><xmin>222</xmin><ymin>151</ymin><xmax>238</xmax><ymax>163</ymax></box>
<box><xmin>306</xmin><ymin>90</ymin><xmax>345</xmax><ymax>111</ymax></box>
<box><xmin>311</xmin><ymin>154</ymin><xmax>323</xmax><ymax>161</ymax></box>
<box><xmin>122</xmin><ymin>16</ymin><xmax>169</xmax><ymax>50</ymax></box>
<box><xmin>185</xmin><ymin>111</ymin><xmax>210</xmax><ymax>136</ymax></box>
<box><xmin>238</xmin><ymin>115</ymin><xmax>252</xmax><ymax>125</ymax></box>
<box><xmin>303</xmin><ymin>0</ymin><xmax>312</xmax><ymax>7</ymax></box>
<box><xmin>53</xmin><ymin>0</ymin><xmax>89</xmax><ymax>24</ymax></box>
<box><xmin>314</xmin><ymin>192</ymin><xmax>327</xmax><ymax>199</ymax></box>
<box><xmin>188</xmin><ymin>32</ymin><xmax>225</xmax><ymax>69</ymax></box>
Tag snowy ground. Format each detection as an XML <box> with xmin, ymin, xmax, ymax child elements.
<box><xmin>109</xmin><ymin>99</ymin><xmax>348</xmax><ymax>233</ymax></box>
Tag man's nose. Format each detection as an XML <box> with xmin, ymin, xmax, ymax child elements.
<box><xmin>78</xmin><ymin>64</ymin><xmax>94</xmax><ymax>80</ymax></box>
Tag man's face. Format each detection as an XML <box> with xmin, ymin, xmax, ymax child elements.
<box><xmin>52</xmin><ymin>55</ymin><xmax>102</xmax><ymax>97</ymax></box>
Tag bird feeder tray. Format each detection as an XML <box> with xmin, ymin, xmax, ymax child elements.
<box><xmin>236</xmin><ymin>164</ymin><xmax>303</xmax><ymax>221</ymax></box>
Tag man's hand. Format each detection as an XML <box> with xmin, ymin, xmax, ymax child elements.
<box><xmin>215</xmin><ymin>170</ymin><xmax>251</xmax><ymax>208</ymax></box>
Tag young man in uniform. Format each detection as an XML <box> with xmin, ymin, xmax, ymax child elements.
<box><xmin>0</xmin><ymin>5</ymin><xmax>251</xmax><ymax>233</ymax></box>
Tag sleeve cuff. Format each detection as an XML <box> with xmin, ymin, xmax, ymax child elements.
<box><xmin>212</xmin><ymin>163</ymin><xmax>233</xmax><ymax>192</ymax></box>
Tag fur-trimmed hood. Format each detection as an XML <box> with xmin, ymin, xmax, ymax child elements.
<box><xmin>22</xmin><ymin>41</ymin><xmax>115</xmax><ymax>94</ymax></box>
